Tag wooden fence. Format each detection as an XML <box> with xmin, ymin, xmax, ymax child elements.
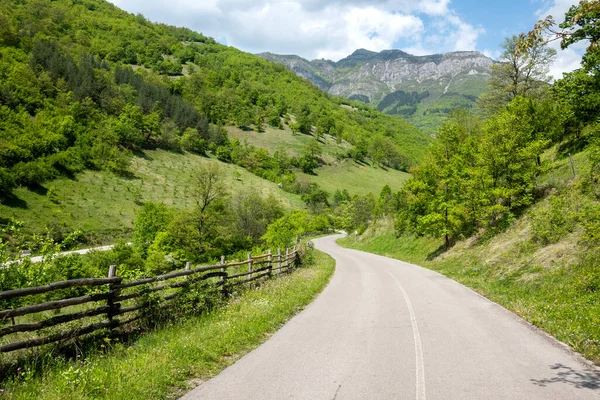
<box><xmin>0</xmin><ymin>247</ymin><xmax>299</xmax><ymax>355</ymax></box>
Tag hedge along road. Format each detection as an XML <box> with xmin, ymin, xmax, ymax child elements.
<box><xmin>181</xmin><ymin>234</ymin><xmax>600</xmax><ymax>399</ymax></box>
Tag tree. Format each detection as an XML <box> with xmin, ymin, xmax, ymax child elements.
<box><xmin>479</xmin><ymin>35</ymin><xmax>556</xmax><ymax>114</ymax></box>
<box><xmin>180</xmin><ymin>127</ymin><xmax>207</xmax><ymax>154</ymax></box>
<box><xmin>230</xmin><ymin>189</ymin><xmax>284</xmax><ymax>242</ymax></box>
<box><xmin>478</xmin><ymin>97</ymin><xmax>549</xmax><ymax>226</ymax></box>
<box><xmin>216</xmin><ymin>145</ymin><xmax>232</xmax><ymax>162</ymax></box>
<box><xmin>301</xmin><ymin>186</ymin><xmax>329</xmax><ymax>214</ymax></box>
<box><xmin>520</xmin><ymin>2</ymin><xmax>600</xmax><ymax>134</ymax></box>
<box><xmin>332</xmin><ymin>189</ymin><xmax>351</xmax><ymax>206</ymax></box>
<box><xmin>376</xmin><ymin>184</ymin><xmax>394</xmax><ymax>216</ymax></box>
<box><xmin>262</xmin><ymin>210</ymin><xmax>309</xmax><ymax>249</ymax></box>
<box><xmin>368</xmin><ymin>136</ymin><xmax>406</xmax><ymax>170</ymax></box>
<box><xmin>298</xmin><ymin>139</ymin><xmax>322</xmax><ymax>174</ymax></box>
<box><xmin>296</xmin><ymin>104</ymin><xmax>313</xmax><ymax>134</ymax></box>
<box><xmin>191</xmin><ymin>163</ymin><xmax>227</xmax><ymax>214</ymax></box>
<box><xmin>394</xmin><ymin>110</ymin><xmax>483</xmax><ymax>245</ymax></box>
<box><xmin>521</xmin><ymin>1</ymin><xmax>600</xmax><ymax>72</ymax></box>
<box><xmin>132</xmin><ymin>202</ymin><xmax>173</xmax><ymax>257</ymax></box>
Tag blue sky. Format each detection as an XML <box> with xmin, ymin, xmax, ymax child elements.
<box><xmin>109</xmin><ymin>0</ymin><xmax>583</xmax><ymax>79</ymax></box>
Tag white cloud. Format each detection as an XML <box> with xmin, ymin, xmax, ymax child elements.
<box><xmin>482</xmin><ymin>48</ymin><xmax>502</xmax><ymax>60</ymax></box>
<box><xmin>109</xmin><ymin>0</ymin><xmax>481</xmax><ymax>61</ymax></box>
<box><xmin>536</xmin><ymin>0</ymin><xmax>584</xmax><ymax>79</ymax></box>
<box><xmin>440</xmin><ymin>14</ymin><xmax>485</xmax><ymax>51</ymax></box>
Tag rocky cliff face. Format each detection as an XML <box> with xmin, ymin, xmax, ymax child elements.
<box><xmin>258</xmin><ymin>49</ymin><xmax>494</xmax><ymax>133</ymax></box>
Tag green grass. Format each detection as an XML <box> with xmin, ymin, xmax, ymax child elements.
<box><xmin>0</xmin><ymin>150</ymin><xmax>303</xmax><ymax>242</ymax></box>
<box><xmin>339</xmin><ymin>217</ymin><xmax>600</xmax><ymax>365</ymax></box>
<box><xmin>299</xmin><ymin>159</ymin><xmax>411</xmax><ymax>196</ymax></box>
<box><xmin>337</xmin><ymin>219</ymin><xmax>440</xmax><ymax>264</ymax></box>
<box><xmin>0</xmin><ymin>249</ymin><xmax>335</xmax><ymax>399</ymax></box>
<box><xmin>227</xmin><ymin>125</ymin><xmax>411</xmax><ymax>196</ymax></box>
<box><xmin>226</xmin><ymin>125</ymin><xmax>352</xmax><ymax>159</ymax></box>
<box><xmin>537</xmin><ymin>147</ymin><xmax>591</xmax><ymax>188</ymax></box>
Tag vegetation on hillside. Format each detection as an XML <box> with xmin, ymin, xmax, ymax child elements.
<box><xmin>0</xmin><ymin>0</ymin><xmax>427</xmax><ymax>203</ymax></box>
<box><xmin>391</xmin><ymin>0</ymin><xmax>600</xmax><ymax>249</ymax></box>
<box><xmin>0</xmin><ymin>0</ymin><xmax>429</xmax><ymax>258</ymax></box>
<box><xmin>341</xmin><ymin>0</ymin><xmax>600</xmax><ymax>364</ymax></box>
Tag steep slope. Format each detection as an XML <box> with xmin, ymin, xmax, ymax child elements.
<box><xmin>259</xmin><ymin>49</ymin><xmax>494</xmax><ymax>133</ymax></box>
<box><xmin>0</xmin><ymin>0</ymin><xmax>425</xmax><ymax>240</ymax></box>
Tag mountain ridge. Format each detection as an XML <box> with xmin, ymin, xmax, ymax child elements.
<box><xmin>258</xmin><ymin>49</ymin><xmax>495</xmax><ymax>133</ymax></box>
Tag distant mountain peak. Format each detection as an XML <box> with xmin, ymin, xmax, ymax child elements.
<box><xmin>257</xmin><ymin>48</ymin><xmax>493</xmax><ymax>133</ymax></box>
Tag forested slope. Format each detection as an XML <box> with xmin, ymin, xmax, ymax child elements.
<box><xmin>0</xmin><ymin>0</ymin><xmax>428</xmax><ymax>204</ymax></box>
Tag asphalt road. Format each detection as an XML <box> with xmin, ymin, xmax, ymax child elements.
<box><xmin>181</xmin><ymin>234</ymin><xmax>600</xmax><ymax>399</ymax></box>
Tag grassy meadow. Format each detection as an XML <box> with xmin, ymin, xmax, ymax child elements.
<box><xmin>227</xmin><ymin>125</ymin><xmax>412</xmax><ymax>196</ymax></box>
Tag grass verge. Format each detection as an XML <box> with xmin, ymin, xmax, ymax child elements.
<box><xmin>338</xmin><ymin>218</ymin><xmax>600</xmax><ymax>365</ymax></box>
<box><xmin>0</xmin><ymin>249</ymin><xmax>335</xmax><ymax>399</ymax></box>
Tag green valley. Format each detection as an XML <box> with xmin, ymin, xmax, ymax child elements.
<box><xmin>2</xmin><ymin>0</ymin><xmax>600</xmax><ymax>397</ymax></box>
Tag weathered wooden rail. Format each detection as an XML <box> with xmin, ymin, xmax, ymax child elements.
<box><xmin>0</xmin><ymin>247</ymin><xmax>299</xmax><ymax>354</ymax></box>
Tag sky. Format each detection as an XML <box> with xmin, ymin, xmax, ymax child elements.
<box><xmin>109</xmin><ymin>0</ymin><xmax>585</xmax><ymax>79</ymax></box>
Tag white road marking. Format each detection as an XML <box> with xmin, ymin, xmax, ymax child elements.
<box><xmin>386</xmin><ymin>270</ymin><xmax>426</xmax><ymax>400</ymax></box>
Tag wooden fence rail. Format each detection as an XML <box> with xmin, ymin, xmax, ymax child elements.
<box><xmin>0</xmin><ymin>246</ymin><xmax>299</xmax><ymax>355</ymax></box>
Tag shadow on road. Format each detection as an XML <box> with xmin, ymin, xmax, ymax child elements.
<box><xmin>530</xmin><ymin>363</ymin><xmax>600</xmax><ymax>390</ymax></box>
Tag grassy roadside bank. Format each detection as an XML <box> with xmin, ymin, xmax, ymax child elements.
<box><xmin>0</xmin><ymin>249</ymin><xmax>335</xmax><ymax>399</ymax></box>
<box><xmin>338</xmin><ymin>219</ymin><xmax>600</xmax><ymax>365</ymax></box>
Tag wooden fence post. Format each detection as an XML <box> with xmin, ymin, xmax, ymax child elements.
<box><xmin>267</xmin><ymin>250</ymin><xmax>272</xmax><ymax>278</ymax></box>
<box><xmin>107</xmin><ymin>265</ymin><xmax>120</xmax><ymax>329</ymax></box>
<box><xmin>185</xmin><ymin>262</ymin><xmax>191</xmax><ymax>280</ymax></box>
<box><xmin>220</xmin><ymin>255</ymin><xmax>227</xmax><ymax>294</ymax></box>
<box><xmin>293</xmin><ymin>245</ymin><xmax>297</xmax><ymax>268</ymax></box>
<box><xmin>277</xmin><ymin>248</ymin><xmax>282</xmax><ymax>272</ymax></box>
<box><xmin>285</xmin><ymin>248</ymin><xmax>289</xmax><ymax>270</ymax></box>
<box><xmin>247</xmin><ymin>254</ymin><xmax>253</xmax><ymax>282</ymax></box>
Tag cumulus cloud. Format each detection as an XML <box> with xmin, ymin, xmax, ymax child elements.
<box><xmin>109</xmin><ymin>0</ymin><xmax>481</xmax><ymax>60</ymax></box>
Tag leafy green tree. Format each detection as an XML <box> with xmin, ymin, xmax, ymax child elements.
<box><xmin>297</xmin><ymin>139</ymin><xmax>322</xmax><ymax>174</ymax></box>
<box><xmin>216</xmin><ymin>145</ymin><xmax>232</xmax><ymax>162</ymax></box>
<box><xmin>301</xmin><ymin>187</ymin><xmax>330</xmax><ymax>214</ymax></box>
<box><xmin>180</xmin><ymin>127</ymin><xmax>207</xmax><ymax>154</ymax></box>
<box><xmin>368</xmin><ymin>136</ymin><xmax>406</xmax><ymax>170</ymax></box>
<box><xmin>524</xmin><ymin>1</ymin><xmax>600</xmax><ymax>72</ymax></box>
<box><xmin>332</xmin><ymin>189</ymin><xmax>351</xmax><ymax>206</ymax></box>
<box><xmin>296</xmin><ymin>104</ymin><xmax>313</xmax><ymax>134</ymax></box>
<box><xmin>478</xmin><ymin>97</ymin><xmax>549</xmax><ymax>223</ymax></box>
<box><xmin>262</xmin><ymin>210</ymin><xmax>308</xmax><ymax>249</ymax></box>
<box><xmin>132</xmin><ymin>202</ymin><xmax>173</xmax><ymax>257</ymax></box>
<box><xmin>375</xmin><ymin>184</ymin><xmax>394</xmax><ymax>216</ymax></box>
<box><xmin>230</xmin><ymin>189</ymin><xmax>284</xmax><ymax>243</ymax></box>
<box><xmin>191</xmin><ymin>163</ymin><xmax>227</xmax><ymax>214</ymax></box>
<box><xmin>479</xmin><ymin>35</ymin><xmax>556</xmax><ymax>114</ymax></box>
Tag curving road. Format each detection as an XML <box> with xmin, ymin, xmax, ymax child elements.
<box><xmin>181</xmin><ymin>234</ymin><xmax>600</xmax><ymax>399</ymax></box>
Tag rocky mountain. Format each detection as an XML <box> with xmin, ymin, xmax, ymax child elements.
<box><xmin>259</xmin><ymin>49</ymin><xmax>494</xmax><ymax>133</ymax></box>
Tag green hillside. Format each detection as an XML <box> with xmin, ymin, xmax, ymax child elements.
<box><xmin>336</xmin><ymin>0</ymin><xmax>600</xmax><ymax>365</ymax></box>
<box><xmin>0</xmin><ymin>150</ymin><xmax>304</xmax><ymax>241</ymax></box>
<box><xmin>0</xmin><ymin>0</ymin><xmax>426</xmax><ymax>243</ymax></box>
